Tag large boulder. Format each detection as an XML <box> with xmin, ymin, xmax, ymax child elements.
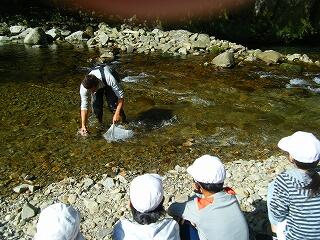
<box><xmin>24</xmin><ymin>27</ymin><xmax>48</xmax><ymax>45</ymax></box>
<box><xmin>211</xmin><ymin>51</ymin><xmax>235</xmax><ymax>68</ymax></box>
<box><xmin>256</xmin><ymin>50</ymin><xmax>283</xmax><ymax>64</ymax></box>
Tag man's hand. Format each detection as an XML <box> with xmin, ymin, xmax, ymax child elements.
<box><xmin>79</xmin><ymin>127</ymin><xmax>89</xmax><ymax>136</ymax></box>
<box><xmin>112</xmin><ymin>112</ymin><xmax>121</xmax><ymax>124</ymax></box>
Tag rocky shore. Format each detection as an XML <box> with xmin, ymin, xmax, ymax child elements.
<box><xmin>0</xmin><ymin>155</ymin><xmax>291</xmax><ymax>240</ymax></box>
<box><xmin>1</xmin><ymin>22</ymin><xmax>319</xmax><ymax>70</ymax></box>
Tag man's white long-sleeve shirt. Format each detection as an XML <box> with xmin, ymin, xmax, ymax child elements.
<box><xmin>80</xmin><ymin>66</ymin><xmax>124</xmax><ymax>110</ymax></box>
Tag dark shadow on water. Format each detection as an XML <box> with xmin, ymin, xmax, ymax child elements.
<box><xmin>133</xmin><ymin>107</ymin><xmax>174</xmax><ymax>131</ymax></box>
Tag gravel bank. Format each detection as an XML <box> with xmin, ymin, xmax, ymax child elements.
<box><xmin>0</xmin><ymin>155</ymin><xmax>291</xmax><ymax>240</ymax></box>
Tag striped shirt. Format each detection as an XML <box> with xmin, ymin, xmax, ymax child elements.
<box><xmin>80</xmin><ymin>65</ymin><xmax>124</xmax><ymax>110</ymax></box>
<box><xmin>269</xmin><ymin>169</ymin><xmax>320</xmax><ymax>240</ymax></box>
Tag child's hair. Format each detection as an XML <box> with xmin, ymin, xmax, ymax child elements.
<box><xmin>82</xmin><ymin>74</ymin><xmax>99</xmax><ymax>89</ymax></box>
<box><xmin>196</xmin><ymin>181</ymin><xmax>224</xmax><ymax>193</ymax></box>
<box><xmin>294</xmin><ymin>159</ymin><xmax>320</xmax><ymax>197</ymax></box>
<box><xmin>130</xmin><ymin>201</ymin><xmax>165</xmax><ymax>225</ymax></box>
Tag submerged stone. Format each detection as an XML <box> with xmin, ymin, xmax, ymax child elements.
<box><xmin>280</xmin><ymin>63</ymin><xmax>303</xmax><ymax>73</ymax></box>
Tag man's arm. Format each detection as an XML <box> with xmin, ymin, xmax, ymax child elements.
<box><xmin>113</xmin><ymin>98</ymin><xmax>124</xmax><ymax>124</ymax></box>
<box><xmin>79</xmin><ymin>84</ymin><xmax>90</xmax><ymax>136</ymax></box>
<box><xmin>80</xmin><ymin>109</ymin><xmax>89</xmax><ymax>135</ymax></box>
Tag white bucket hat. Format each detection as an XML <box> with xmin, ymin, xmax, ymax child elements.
<box><xmin>34</xmin><ymin>203</ymin><xmax>84</xmax><ymax>240</ymax></box>
<box><xmin>130</xmin><ymin>174</ymin><xmax>164</xmax><ymax>213</ymax></box>
<box><xmin>187</xmin><ymin>155</ymin><xmax>226</xmax><ymax>184</ymax></box>
<box><xmin>278</xmin><ymin>131</ymin><xmax>320</xmax><ymax>163</ymax></box>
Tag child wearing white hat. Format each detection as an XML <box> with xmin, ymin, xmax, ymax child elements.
<box><xmin>112</xmin><ymin>173</ymin><xmax>180</xmax><ymax>240</ymax></box>
<box><xmin>33</xmin><ymin>202</ymin><xmax>84</xmax><ymax>240</ymax></box>
<box><xmin>267</xmin><ymin>131</ymin><xmax>320</xmax><ymax>240</ymax></box>
<box><xmin>168</xmin><ymin>155</ymin><xmax>249</xmax><ymax>240</ymax></box>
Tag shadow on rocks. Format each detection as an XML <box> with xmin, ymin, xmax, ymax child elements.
<box><xmin>244</xmin><ymin>199</ymin><xmax>273</xmax><ymax>240</ymax></box>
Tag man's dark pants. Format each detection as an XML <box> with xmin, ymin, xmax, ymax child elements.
<box><xmin>92</xmin><ymin>87</ymin><xmax>126</xmax><ymax>123</ymax></box>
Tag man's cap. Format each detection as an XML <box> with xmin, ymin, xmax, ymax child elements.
<box><xmin>187</xmin><ymin>155</ymin><xmax>226</xmax><ymax>184</ymax></box>
<box><xmin>34</xmin><ymin>203</ymin><xmax>84</xmax><ymax>240</ymax></box>
<box><xmin>278</xmin><ymin>131</ymin><xmax>320</xmax><ymax>163</ymax></box>
<box><xmin>130</xmin><ymin>174</ymin><xmax>164</xmax><ymax>213</ymax></box>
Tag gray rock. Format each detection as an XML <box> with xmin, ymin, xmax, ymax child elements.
<box><xmin>82</xmin><ymin>178</ymin><xmax>94</xmax><ymax>190</ymax></box>
<box><xmin>10</xmin><ymin>28</ymin><xmax>32</xmax><ymax>40</ymax></box>
<box><xmin>13</xmin><ymin>184</ymin><xmax>30</xmax><ymax>194</ymax></box>
<box><xmin>68</xmin><ymin>194</ymin><xmax>77</xmax><ymax>204</ymax></box>
<box><xmin>84</xmin><ymin>199</ymin><xmax>99</xmax><ymax>214</ymax></box>
<box><xmin>96</xmin><ymin>193</ymin><xmax>109</xmax><ymax>204</ymax></box>
<box><xmin>178</xmin><ymin>47</ymin><xmax>187</xmax><ymax>55</ymax></box>
<box><xmin>300</xmin><ymin>54</ymin><xmax>313</xmax><ymax>63</ymax></box>
<box><xmin>96</xmin><ymin>31</ymin><xmax>109</xmax><ymax>46</ymax></box>
<box><xmin>117</xmin><ymin>175</ymin><xmax>127</xmax><ymax>184</ymax></box>
<box><xmin>21</xmin><ymin>203</ymin><xmax>38</xmax><ymax>220</ymax></box>
<box><xmin>46</xmin><ymin>28</ymin><xmax>61</xmax><ymax>39</ymax></box>
<box><xmin>0</xmin><ymin>36</ymin><xmax>10</xmax><ymax>41</ymax></box>
<box><xmin>97</xmin><ymin>228</ymin><xmax>113</xmax><ymax>239</ymax></box>
<box><xmin>256</xmin><ymin>50</ymin><xmax>283</xmax><ymax>64</ymax></box>
<box><xmin>65</xmin><ymin>31</ymin><xmax>84</xmax><ymax>42</ymax></box>
<box><xmin>211</xmin><ymin>51</ymin><xmax>235</xmax><ymax>68</ymax></box>
<box><xmin>101</xmin><ymin>178</ymin><xmax>115</xmax><ymax>189</ymax></box>
<box><xmin>10</xmin><ymin>25</ymin><xmax>26</xmax><ymax>34</ymax></box>
<box><xmin>192</xmin><ymin>33</ymin><xmax>210</xmax><ymax>49</ymax></box>
<box><xmin>126</xmin><ymin>45</ymin><xmax>134</xmax><ymax>53</ymax></box>
<box><xmin>60</xmin><ymin>30</ymin><xmax>71</xmax><ymax>37</ymax></box>
<box><xmin>286</xmin><ymin>53</ymin><xmax>301</xmax><ymax>61</ymax></box>
<box><xmin>168</xmin><ymin>30</ymin><xmax>191</xmax><ymax>45</ymax></box>
<box><xmin>24</xmin><ymin>28</ymin><xmax>48</xmax><ymax>45</ymax></box>
<box><xmin>244</xmin><ymin>56</ymin><xmax>256</xmax><ymax>62</ymax></box>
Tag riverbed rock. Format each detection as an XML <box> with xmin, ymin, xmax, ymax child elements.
<box><xmin>286</xmin><ymin>53</ymin><xmax>301</xmax><ymax>62</ymax></box>
<box><xmin>10</xmin><ymin>28</ymin><xmax>32</xmax><ymax>41</ymax></box>
<box><xmin>65</xmin><ymin>31</ymin><xmax>84</xmax><ymax>42</ymax></box>
<box><xmin>95</xmin><ymin>30</ymin><xmax>109</xmax><ymax>46</ymax></box>
<box><xmin>9</xmin><ymin>25</ymin><xmax>26</xmax><ymax>34</ymax></box>
<box><xmin>13</xmin><ymin>184</ymin><xmax>38</xmax><ymax>194</ymax></box>
<box><xmin>83</xmin><ymin>199</ymin><xmax>99</xmax><ymax>214</ymax></box>
<box><xmin>46</xmin><ymin>28</ymin><xmax>61</xmax><ymax>40</ymax></box>
<box><xmin>21</xmin><ymin>203</ymin><xmax>38</xmax><ymax>220</ymax></box>
<box><xmin>24</xmin><ymin>27</ymin><xmax>48</xmax><ymax>45</ymax></box>
<box><xmin>256</xmin><ymin>50</ymin><xmax>283</xmax><ymax>64</ymax></box>
<box><xmin>211</xmin><ymin>51</ymin><xmax>235</xmax><ymax>68</ymax></box>
<box><xmin>280</xmin><ymin>63</ymin><xmax>303</xmax><ymax>73</ymax></box>
<box><xmin>192</xmin><ymin>33</ymin><xmax>210</xmax><ymax>49</ymax></box>
<box><xmin>0</xmin><ymin>36</ymin><xmax>10</xmax><ymax>42</ymax></box>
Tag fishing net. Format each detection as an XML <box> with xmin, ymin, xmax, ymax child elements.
<box><xmin>103</xmin><ymin>124</ymin><xmax>134</xmax><ymax>142</ymax></box>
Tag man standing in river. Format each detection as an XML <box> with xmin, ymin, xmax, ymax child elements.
<box><xmin>79</xmin><ymin>65</ymin><xmax>126</xmax><ymax>136</ymax></box>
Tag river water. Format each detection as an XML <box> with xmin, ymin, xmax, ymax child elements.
<box><xmin>1</xmin><ymin>43</ymin><xmax>320</xmax><ymax>196</ymax></box>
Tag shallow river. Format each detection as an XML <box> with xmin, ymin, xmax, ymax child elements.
<box><xmin>1</xmin><ymin>43</ymin><xmax>320</xmax><ymax>196</ymax></box>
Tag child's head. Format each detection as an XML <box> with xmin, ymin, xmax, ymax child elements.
<box><xmin>187</xmin><ymin>155</ymin><xmax>226</xmax><ymax>194</ymax></box>
<box><xmin>129</xmin><ymin>174</ymin><xmax>165</xmax><ymax>224</ymax></box>
<box><xmin>34</xmin><ymin>203</ymin><xmax>84</xmax><ymax>240</ymax></box>
<box><xmin>278</xmin><ymin>131</ymin><xmax>320</xmax><ymax>164</ymax></box>
<box><xmin>278</xmin><ymin>131</ymin><xmax>320</xmax><ymax>196</ymax></box>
